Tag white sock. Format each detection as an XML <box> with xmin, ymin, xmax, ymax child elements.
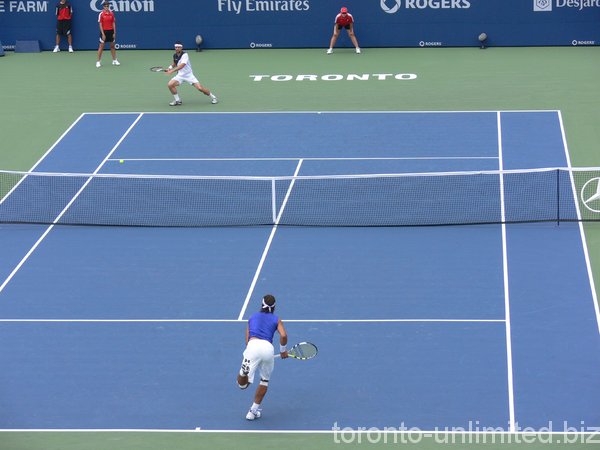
<box><xmin>250</xmin><ymin>402</ymin><xmax>260</xmax><ymax>412</ymax></box>
<box><xmin>210</xmin><ymin>93</ymin><xmax>216</xmax><ymax>99</ymax></box>
<box><xmin>174</xmin><ymin>94</ymin><xmax>180</xmax><ymax>101</ymax></box>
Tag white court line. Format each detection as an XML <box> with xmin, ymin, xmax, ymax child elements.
<box><xmin>83</xmin><ymin>110</ymin><xmax>561</xmax><ymax>115</ymax></box>
<box><xmin>558</xmin><ymin>111</ymin><xmax>600</xmax><ymax>336</ymax></box>
<box><xmin>237</xmin><ymin>159</ymin><xmax>304</xmax><ymax>321</ymax></box>
<box><xmin>0</xmin><ymin>428</ymin><xmax>593</xmax><ymax>435</ymax></box>
<box><xmin>0</xmin><ymin>114</ymin><xmax>144</xmax><ymax>296</ymax></box>
<box><xmin>0</xmin><ymin>318</ymin><xmax>504</xmax><ymax>323</ymax></box>
<box><xmin>0</xmin><ymin>114</ymin><xmax>86</xmax><ymax>205</ymax></box>
<box><xmin>497</xmin><ymin>111</ymin><xmax>516</xmax><ymax>433</ymax></box>
<box><xmin>108</xmin><ymin>156</ymin><xmax>499</xmax><ymax>161</ymax></box>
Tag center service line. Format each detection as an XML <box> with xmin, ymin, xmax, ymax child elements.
<box><xmin>237</xmin><ymin>159</ymin><xmax>304</xmax><ymax>321</ymax></box>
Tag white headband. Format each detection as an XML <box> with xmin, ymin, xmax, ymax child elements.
<box><xmin>262</xmin><ymin>298</ymin><xmax>275</xmax><ymax>311</ymax></box>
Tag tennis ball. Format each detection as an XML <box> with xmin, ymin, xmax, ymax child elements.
<box><xmin>119</xmin><ymin>159</ymin><xmax>124</xmax><ymax>163</ymax></box>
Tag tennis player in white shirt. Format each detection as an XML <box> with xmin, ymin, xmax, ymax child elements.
<box><xmin>166</xmin><ymin>41</ymin><xmax>218</xmax><ymax>106</ymax></box>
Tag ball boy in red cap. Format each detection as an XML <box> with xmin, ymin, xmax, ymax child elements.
<box><xmin>327</xmin><ymin>6</ymin><xmax>361</xmax><ymax>54</ymax></box>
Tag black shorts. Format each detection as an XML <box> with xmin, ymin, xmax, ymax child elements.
<box><xmin>337</xmin><ymin>24</ymin><xmax>351</xmax><ymax>30</ymax></box>
<box><xmin>100</xmin><ymin>29</ymin><xmax>114</xmax><ymax>43</ymax></box>
<box><xmin>56</xmin><ymin>19</ymin><xmax>71</xmax><ymax>36</ymax></box>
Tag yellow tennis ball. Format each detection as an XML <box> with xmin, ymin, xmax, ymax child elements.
<box><xmin>119</xmin><ymin>159</ymin><xmax>124</xmax><ymax>163</ymax></box>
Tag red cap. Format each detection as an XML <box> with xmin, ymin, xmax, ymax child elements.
<box><xmin>340</xmin><ymin>7</ymin><xmax>348</xmax><ymax>13</ymax></box>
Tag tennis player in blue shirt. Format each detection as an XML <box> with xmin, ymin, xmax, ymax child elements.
<box><xmin>237</xmin><ymin>294</ymin><xmax>288</xmax><ymax>420</ymax></box>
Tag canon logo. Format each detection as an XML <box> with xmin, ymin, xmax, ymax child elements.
<box><xmin>90</xmin><ymin>0</ymin><xmax>154</xmax><ymax>12</ymax></box>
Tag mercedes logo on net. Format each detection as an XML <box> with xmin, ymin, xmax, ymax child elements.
<box><xmin>381</xmin><ymin>0</ymin><xmax>402</xmax><ymax>14</ymax></box>
<box><xmin>581</xmin><ymin>177</ymin><xmax>600</xmax><ymax>213</ymax></box>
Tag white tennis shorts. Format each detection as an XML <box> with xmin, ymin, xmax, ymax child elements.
<box><xmin>241</xmin><ymin>338</ymin><xmax>275</xmax><ymax>384</ymax></box>
<box><xmin>172</xmin><ymin>73</ymin><xmax>199</xmax><ymax>85</ymax></box>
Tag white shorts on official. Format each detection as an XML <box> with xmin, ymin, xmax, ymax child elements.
<box><xmin>172</xmin><ymin>73</ymin><xmax>199</xmax><ymax>85</ymax></box>
<box><xmin>242</xmin><ymin>338</ymin><xmax>275</xmax><ymax>384</ymax></box>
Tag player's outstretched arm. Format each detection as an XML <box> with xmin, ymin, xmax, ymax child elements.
<box><xmin>277</xmin><ymin>319</ymin><xmax>288</xmax><ymax>358</ymax></box>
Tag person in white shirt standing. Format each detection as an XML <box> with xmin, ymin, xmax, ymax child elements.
<box><xmin>166</xmin><ymin>41</ymin><xmax>218</xmax><ymax>106</ymax></box>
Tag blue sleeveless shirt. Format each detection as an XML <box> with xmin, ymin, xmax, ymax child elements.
<box><xmin>248</xmin><ymin>312</ymin><xmax>279</xmax><ymax>343</ymax></box>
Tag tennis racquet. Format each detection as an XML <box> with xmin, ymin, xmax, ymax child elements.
<box><xmin>275</xmin><ymin>341</ymin><xmax>318</xmax><ymax>360</ymax></box>
<box><xmin>150</xmin><ymin>66</ymin><xmax>168</xmax><ymax>72</ymax></box>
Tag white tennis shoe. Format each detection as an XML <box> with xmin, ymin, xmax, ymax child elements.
<box><xmin>112</xmin><ymin>59</ymin><xmax>120</xmax><ymax>66</ymax></box>
<box><xmin>326</xmin><ymin>48</ymin><xmax>333</xmax><ymax>54</ymax></box>
<box><xmin>245</xmin><ymin>409</ymin><xmax>261</xmax><ymax>420</ymax></box>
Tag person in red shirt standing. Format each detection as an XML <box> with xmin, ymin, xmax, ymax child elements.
<box><xmin>327</xmin><ymin>6</ymin><xmax>361</xmax><ymax>54</ymax></box>
<box><xmin>96</xmin><ymin>1</ymin><xmax>119</xmax><ymax>68</ymax></box>
<box><xmin>53</xmin><ymin>0</ymin><xmax>73</xmax><ymax>53</ymax></box>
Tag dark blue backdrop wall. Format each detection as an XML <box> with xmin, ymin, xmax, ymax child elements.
<box><xmin>1</xmin><ymin>0</ymin><xmax>599</xmax><ymax>51</ymax></box>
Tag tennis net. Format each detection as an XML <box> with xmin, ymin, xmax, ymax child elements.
<box><xmin>1</xmin><ymin>168</ymin><xmax>599</xmax><ymax>227</ymax></box>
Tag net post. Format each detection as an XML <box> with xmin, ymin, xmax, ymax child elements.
<box><xmin>556</xmin><ymin>168</ymin><xmax>560</xmax><ymax>226</ymax></box>
<box><xmin>271</xmin><ymin>178</ymin><xmax>277</xmax><ymax>224</ymax></box>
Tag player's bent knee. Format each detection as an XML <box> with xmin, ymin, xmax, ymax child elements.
<box><xmin>259</xmin><ymin>378</ymin><xmax>269</xmax><ymax>387</ymax></box>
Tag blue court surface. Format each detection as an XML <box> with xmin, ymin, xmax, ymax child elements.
<box><xmin>0</xmin><ymin>111</ymin><xmax>599</xmax><ymax>433</ymax></box>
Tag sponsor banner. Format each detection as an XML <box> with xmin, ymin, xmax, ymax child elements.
<box><xmin>89</xmin><ymin>0</ymin><xmax>155</xmax><ymax>12</ymax></box>
<box><xmin>533</xmin><ymin>0</ymin><xmax>600</xmax><ymax>12</ymax></box>
<box><xmin>0</xmin><ymin>0</ymin><xmax>598</xmax><ymax>50</ymax></box>
<box><xmin>554</xmin><ymin>0</ymin><xmax>600</xmax><ymax>12</ymax></box>
<box><xmin>533</xmin><ymin>0</ymin><xmax>553</xmax><ymax>11</ymax></box>
<box><xmin>571</xmin><ymin>39</ymin><xmax>596</xmax><ymax>45</ymax></box>
<box><xmin>0</xmin><ymin>1</ymin><xmax>49</xmax><ymax>12</ymax></box>
<box><xmin>380</xmin><ymin>0</ymin><xmax>472</xmax><ymax>14</ymax></box>
<box><xmin>114</xmin><ymin>43</ymin><xmax>137</xmax><ymax>49</ymax></box>
<box><xmin>250</xmin><ymin>42</ymin><xmax>273</xmax><ymax>48</ymax></box>
<box><xmin>217</xmin><ymin>0</ymin><xmax>310</xmax><ymax>14</ymax></box>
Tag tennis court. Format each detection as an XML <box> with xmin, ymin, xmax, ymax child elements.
<box><xmin>1</xmin><ymin>43</ymin><xmax>600</xmax><ymax>450</ymax></box>
<box><xmin>0</xmin><ymin>110</ymin><xmax>599</xmax><ymax>437</ymax></box>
